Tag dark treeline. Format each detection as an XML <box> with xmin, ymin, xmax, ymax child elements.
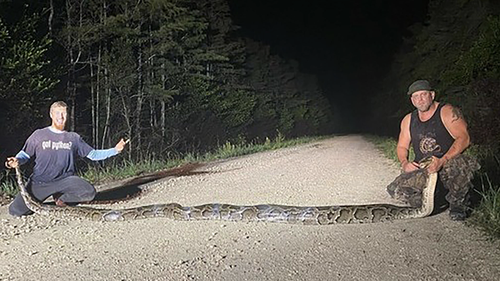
<box><xmin>0</xmin><ymin>0</ymin><xmax>334</xmax><ymax>164</ymax></box>
<box><xmin>369</xmin><ymin>0</ymin><xmax>500</xmax><ymax>180</ymax></box>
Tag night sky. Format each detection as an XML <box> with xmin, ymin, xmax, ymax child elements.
<box><xmin>228</xmin><ymin>0</ymin><xmax>428</xmax><ymax>132</ymax></box>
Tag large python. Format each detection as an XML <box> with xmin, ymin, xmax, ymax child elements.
<box><xmin>13</xmin><ymin>158</ymin><xmax>437</xmax><ymax>224</ymax></box>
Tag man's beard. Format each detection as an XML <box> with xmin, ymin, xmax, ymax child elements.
<box><xmin>53</xmin><ymin>121</ymin><xmax>66</xmax><ymax>130</ymax></box>
<box><xmin>417</xmin><ymin>103</ymin><xmax>432</xmax><ymax>112</ymax></box>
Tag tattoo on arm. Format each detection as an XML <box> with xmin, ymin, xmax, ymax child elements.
<box><xmin>451</xmin><ymin>107</ymin><xmax>464</xmax><ymax>122</ymax></box>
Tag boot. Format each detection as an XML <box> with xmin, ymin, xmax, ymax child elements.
<box><xmin>449</xmin><ymin>204</ymin><xmax>467</xmax><ymax>221</ymax></box>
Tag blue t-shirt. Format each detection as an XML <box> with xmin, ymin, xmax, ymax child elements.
<box><xmin>22</xmin><ymin>127</ymin><xmax>94</xmax><ymax>183</ymax></box>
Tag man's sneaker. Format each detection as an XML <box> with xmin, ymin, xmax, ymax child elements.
<box><xmin>449</xmin><ymin>206</ymin><xmax>467</xmax><ymax>221</ymax></box>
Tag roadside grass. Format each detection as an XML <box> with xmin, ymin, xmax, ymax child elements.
<box><xmin>364</xmin><ymin>134</ymin><xmax>500</xmax><ymax>239</ymax></box>
<box><xmin>82</xmin><ymin>158</ymin><xmax>185</xmax><ymax>184</ymax></box>
<box><xmin>203</xmin><ymin>133</ymin><xmax>320</xmax><ymax>161</ymax></box>
<box><xmin>363</xmin><ymin>134</ymin><xmax>415</xmax><ymax>162</ymax></box>
<box><xmin>1</xmin><ymin>133</ymin><xmax>323</xmax><ymax>196</ymax></box>
<box><xmin>0</xmin><ymin>171</ymin><xmax>18</xmax><ymax>198</ymax></box>
<box><xmin>468</xmin><ymin>175</ymin><xmax>500</xmax><ymax>239</ymax></box>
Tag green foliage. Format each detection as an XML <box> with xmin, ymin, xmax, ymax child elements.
<box><xmin>364</xmin><ymin>135</ymin><xmax>399</xmax><ymax>162</ymax></box>
<box><xmin>0</xmin><ymin>9</ymin><xmax>59</xmax><ymax>163</ymax></box>
<box><xmin>243</xmin><ymin>40</ymin><xmax>332</xmax><ymax>138</ymax></box>
<box><xmin>0</xmin><ymin>17</ymin><xmax>57</xmax><ymax>98</ymax></box>
<box><xmin>0</xmin><ymin>171</ymin><xmax>17</xmax><ymax>197</ymax></box>
<box><xmin>364</xmin><ymin>135</ymin><xmax>415</xmax><ymax>163</ymax></box>
<box><xmin>205</xmin><ymin>132</ymin><xmax>317</xmax><ymax>161</ymax></box>
<box><xmin>469</xmin><ymin>175</ymin><xmax>500</xmax><ymax>239</ymax></box>
<box><xmin>443</xmin><ymin>16</ymin><xmax>500</xmax><ymax>86</ymax></box>
<box><xmin>206</xmin><ymin>88</ymin><xmax>257</xmax><ymax>128</ymax></box>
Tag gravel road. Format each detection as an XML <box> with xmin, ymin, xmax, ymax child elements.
<box><xmin>0</xmin><ymin>135</ymin><xmax>499</xmax><ymax>281</ymax></box>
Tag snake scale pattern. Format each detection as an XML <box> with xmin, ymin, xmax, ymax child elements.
<box><xmin>14</xmin><ymin>158</ymin><xmax>437</xmax><ymax>224</ymax></box>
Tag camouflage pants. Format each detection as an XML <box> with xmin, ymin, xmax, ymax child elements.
<box><xmin>387</xmin><ymin>155</ymin><xmax>480</xmax><ymax>209</ymax></box>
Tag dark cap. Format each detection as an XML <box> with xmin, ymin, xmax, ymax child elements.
<box><xmin>407</xmin><ymin>80</ymin><xmax>433</xmax><ymax>96</ymax></box>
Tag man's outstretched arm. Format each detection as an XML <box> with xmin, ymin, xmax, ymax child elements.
<box><xmin>86</xmin><ymin>139</ymin><xmax>129</xmax><ymax>161</ymax></box>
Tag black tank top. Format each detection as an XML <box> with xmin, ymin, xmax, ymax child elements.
<box><xmin>410</xmin><ymin>103</ymin><xmax>454</xmax><ymax>162</ymax></box>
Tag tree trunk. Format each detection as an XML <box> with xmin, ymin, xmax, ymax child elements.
<box><xmin>95</xmin><ymin>47</ymin><xmax>101</xmax><ymax>147</ymax></box>
<box><xmin>66</xmin><ymin>0</ymin><xmax>75</xmax><ymax>131</ymax></box>
<box><xmin>90</xmin><ymin>59</ymin><xmax>96</xmax><ymax>146</ymax></box>
<box><xmin>121</xmin><ymin>95</ymin><xmax>133</xmax><ymax>162</ymax></box>
<box><xmin>101</xmin><ymin>67</ymin><xmax>111</xmax><ymax>148</ymax></box>
<box><xmin>135</xmin><ymin>49</ymin><xmax>143</xmax><ymax>158</ymax></box>
<box><xmin>48</xmin><ymin>0</ymin><xmax>54</xmax><ymax>36</ymax></box>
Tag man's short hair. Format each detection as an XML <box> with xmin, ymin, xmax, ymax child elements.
<box><xmin>50</xmin><ymin>101</ymin><xmax>68</xmax><ymax>113</ymax></box>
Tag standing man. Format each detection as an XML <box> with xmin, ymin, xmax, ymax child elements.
<box><xmin>5</xmin><ymin>101</ymin><xmax>128</xmax><ymax>217</ymax></box>
<box><xmin>388</xmin><ymin>80</ymin><xmax>480</xmax><ymax>221</ymax></box>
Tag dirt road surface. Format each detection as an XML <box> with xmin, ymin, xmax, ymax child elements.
<box><xmin>1</xmin><ymin>135</ymin><xmax>499</xmax><ymax>280</ymax></box>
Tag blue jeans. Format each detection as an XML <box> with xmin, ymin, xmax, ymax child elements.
<box><xmin>8</xmin><ymin>176</ymin><xmax>96</xmax><ymax>217</ymax></box>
